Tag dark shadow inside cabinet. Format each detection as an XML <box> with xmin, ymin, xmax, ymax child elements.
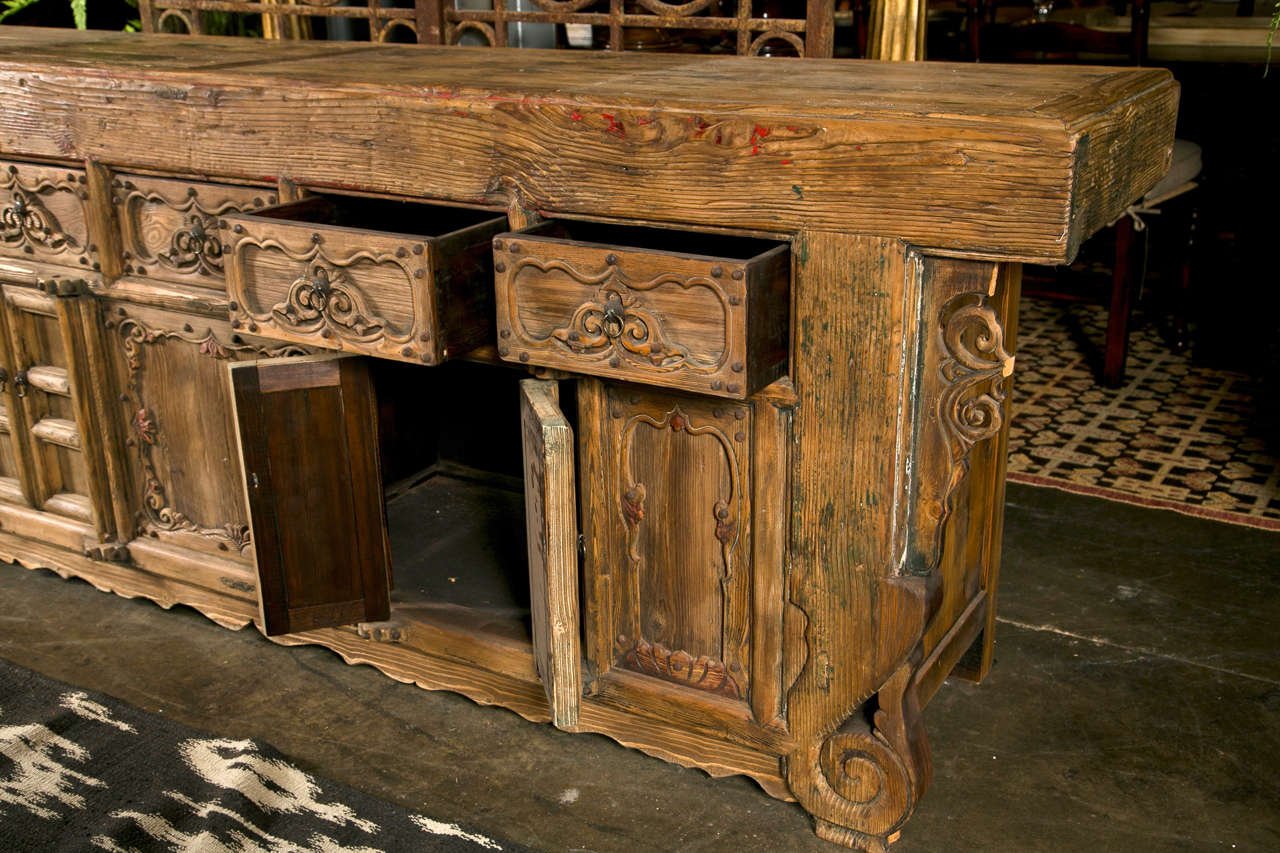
<box><xmin>370</xmin><ymin>358</ymin><xmax>575</xmax><ymax>648</ymax></box>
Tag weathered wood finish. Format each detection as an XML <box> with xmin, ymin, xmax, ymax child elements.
<box><xmin>0</xmin><ymin>30</ymin><xmax>1176</xmax><ymax>263</ymax></box>
<box><xmin>229</xmin><ymin>354</ymin><xmax>391</xmax><ymax>635</ymax></box>
<box><xmin>0</xmin><ymin>30</ymin><xmax>1181</xmax><ymax>853</ymax></box>
<box><xmin>519</xmin><ymin>378</ymin><xmax>581</xmax><ymax>730</ymax></box>
<box><xmin>495</xmin><ymin>222</ymin><xmax>789</xmax><ymax>399</ymax></box>
<box><xmin>1</xmin><ymin>160</ymin><xmax>93</xmax><ymax>270</ymax></box>
<box><xmin>112</xmin><ymin>173</ymin><xmax>274</xmax><ymax>293</ymax></box>
<box><xmin>103</xmin><ymin>300</ymin><xmax>308</xmax><ymax>560</ymax></box>
<box><xmin>224</xmin><ymin>197</ymin><xmax>505</xmax><ymax>365</ymax></box>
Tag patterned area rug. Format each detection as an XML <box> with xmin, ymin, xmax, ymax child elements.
<box><xmin>1007</xmin><ymin>298</ymin><xmax>1280</xmax><ymax>530</ymax></box>
<box><xmin>0</xmin><ymin>658</ymin><xmax>531</xmax><ymax>853</ymax></box>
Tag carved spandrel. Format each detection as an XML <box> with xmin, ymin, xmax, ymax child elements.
<box><xmin>938</xmin><ymin>292</ymin><xmax>1014</xmax><ymax>463</ymax></box>
<box><xmin>113</xmin><ymin>312</ymin><xmax>306</xmax><ymax>553</ymax></box>
<box><xmin>907</xmin><ymin>288</ymin><xmax>1015</xmax><ymax>577</ymax></box>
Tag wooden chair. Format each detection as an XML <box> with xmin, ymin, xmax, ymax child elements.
<box><xmin>972</xmin><ymin>0</ymin><xmax>1199</xmax><ymax>386</ymax></box>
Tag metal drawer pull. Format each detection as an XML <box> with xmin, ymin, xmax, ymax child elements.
<box><xmin>13</xmin><ymin>370</ymin><xmax>27</xmax><ymax>398</ymax></box>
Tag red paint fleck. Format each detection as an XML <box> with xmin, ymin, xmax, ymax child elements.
<box><xmin>786</xmin><ymin>125</ymin><xmax>798</xmax><ymax>132</ymax></box>
<box><xmin>451</xmin><ymin>109</ymin><xmax>469</xmax><ymax>117</ymax></box>
<box><xmin>602</xmin><ymin>113</ymin><xmax>625</xmax><ymax>137</ymax></box>
<box><xmin>637</xmin><ymin>116</ymin><xmax>653</xmax><ymax>125</ymax></box>
<box><xmin>715</xmin><ymin>132</ymin><xmax>723</xmax><ymax>145</ymax></box>
<box><xmin>781</xmin><ymin>159</ymin><xmax>792</xmax><ymax>165</ymax></box>
<box><xmin>692</xmin><ymin>117</ymin><xmax>711</xmax><ymax>137</ymax></box>
<box><xmin>751</xmin><ymin>145</ymin><xmax>759</xmax><ymax>155</ymax></box>
<box><xmin>753</xmin><ymin>125</ymin><xmax>771</xmax><ymax>139</ymax></box>
<box><xmin>857</xmin><ymin>145</ymin><xmax>863</xmax><ymax>151</ymax></box>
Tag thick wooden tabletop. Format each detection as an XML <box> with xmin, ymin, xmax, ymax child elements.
<box><xmin>0</xmin><ymin>28</ymin><xmax>1178</xmax><ymax>262</ymax></box>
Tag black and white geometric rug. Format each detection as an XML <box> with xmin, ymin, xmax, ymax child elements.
<box><xmin>0</xmin><ymin>658</ymin><xmax>532</xmax><ymax>852</ymax></box>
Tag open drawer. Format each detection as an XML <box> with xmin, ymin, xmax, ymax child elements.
<box><xmin>227</xmin><ymin>356</ymin><xmax>582</xmax><ymax>729</ymax></box>
<box><xmin>493</xmin><ymin>220</ymin><xmax>790</xmax><ymax>399</ymax></box>
<box><xmin>223</xmin><ymin>195</ymin><xmax>507</xmax><ymax>365</ymax></box>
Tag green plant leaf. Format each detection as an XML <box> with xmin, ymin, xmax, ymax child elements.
<box><xmin>0</xmin><ymin>0</ymin><xmax>43</xmax><ymax>25</ymax></box>
<box><xmin>70</xmin><ymin>0</ymin><xmax>86</xmax><ymax>29</ymax></box>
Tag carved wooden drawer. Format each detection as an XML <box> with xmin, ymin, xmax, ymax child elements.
<box><xmin>112</xmin><ymin>174</ymin><xmax>275</xmax><ymax>291</ymax></box>
<box><xmin>223</xmin><ymin>195</ymin><xmax>507</xmax><ymax>365</ymax></box>
<box><xmin>494</xmin><ymin>221</ymin><xmax>789</xmax><ymax>399</ymax></box>
<box><xmin>1</xmin><ymin>161</ymin><xmax>92</xmax><ymax>269</ymax></box>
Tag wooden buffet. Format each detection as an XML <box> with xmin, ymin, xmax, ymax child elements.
<box><xmin>0</xmin><ymin>28</ymin><xmax>1177</xmax><ymax>851</ymax></box>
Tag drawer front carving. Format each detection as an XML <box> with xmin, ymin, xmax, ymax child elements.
<box><xmin>495</xmin><ymin>222</ymin><xmax>789</xmax><ymax>399</ymax></box>
<box><xmin>224</xmin><ymin>198</ymin><xmax>505</xmax><ymax>365</ymax></box>
<box><xmin>1</xmin><ymin>161</ymin><xmax>92</xmax><ymax>269</ymax></box>
<box><xmin>113</xmin><ymin>175</ymin><xmax>274</xmax><ymax>290</ymax></box>
<box><xmin>106</xmin><ymin>302</ymin><xmax>308</xmax><ymax>559</ymax></box>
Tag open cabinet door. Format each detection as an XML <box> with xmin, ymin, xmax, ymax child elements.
<box><xmin>520</xmin><ymin>379</ymin><xmax>581</xmax><ymax>729</ymax></box>
<box><xmin>230</xmin><ymin>354</ymin><xmax>390</xmax><ymax>637</ymax></box>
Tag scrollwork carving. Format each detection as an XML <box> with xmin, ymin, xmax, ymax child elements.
<box><xmin>1</xmin><ymin>170</ymin><xmax>81</xmax><ymax>257</ymax></box>
<box><xmin>117</xmin><ymin>316</ymin><xmax>306</xmax><ymax>552</ymax></box>
<box><xmin>938</xmin><ymin>293</ymin><xmax>1014</xmax><ymax>461</ymax></box>
<box><xmin>506</xmin><ymin>255</ymin><xmax>730</xmax><ymax>375</ymax></box>
<box><xmin>274</xmin><ymin>263</ymin><xmax>388</xmax><ymax>341</ymax></box>
<box><xmin>159</xmin><ymin>213</ymin><xmax>225</xmax><ymax>277</ymax></box>
<box><xmin>119</xmin><ymin>185</ymin><xmax>257</xmax><ymax>277</ymax></box>
<box><xmin>788</xmin><ymin>662</ymin><xmax>930</xmax><ymax>853</ymax></box>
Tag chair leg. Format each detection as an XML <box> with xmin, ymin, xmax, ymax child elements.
<box><xmin>1102</xmin><ymin>215</ymin><xmax>1137</xmax><ymax>387</ymax></box>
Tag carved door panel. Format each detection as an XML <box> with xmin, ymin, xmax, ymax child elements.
<box><xmin>581</xmin><ymin>381</ymin><xmax>794</xmax><ymax>727</ymax></box>
<box><xmin>520</xmin><ymin>378</ymin><xmax>581</xmax><ymax>730</ymax></box>
<box><xmin>229</xmin><ymin>354</ymin><xmax>391</xmax><ymax>636</ymax></box>
<box><xmin>0</xmin><ymin>298</ymin><xmax>30</xmax><ymax>507</ymax></box>
<box><xmin>0</xmin><ymin>282</ymin><xmax>114</xmax><ymax>536</ymax></box>
<box><xmin>105</xmin><ymin>302</ymin><xmax>309</xmax><ymax>560</ymax></box>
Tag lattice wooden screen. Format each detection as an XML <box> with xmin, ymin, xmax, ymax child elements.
<box><xmin>137</xmin><ymin>0</ymin><xmax>836</xmax><ymax>57</ymax></box>
<box><xmin>444</xmin><ymin>1</ymin><xmax>833</xmax><ymax>57</ymax></box>
<box><xmin>137</xmin><ymin>0</ymin><xmax>436</xmax><ymax>43</ymax></box>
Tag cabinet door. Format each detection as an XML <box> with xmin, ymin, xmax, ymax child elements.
<box><xmin>580</xmin><ymin>382</ymin><xmax>792</xmax><ymax>726</ymax></box>
<box><xmin>520</xmin><ymin>379</ymin><xmax>581</xmax><ymax>729</ymax></box>
<box><xmin>0</xmin><ymin>301</ymin><xmax>29</xmax><ymax>506</ymax></box>
<box><xmin>107</xmin><ymin>303</ymin><xmax>308</xmax><ymax>561</ymax></box>
<box><xmin>229</xmin><ymin>354</ymin><xmax>391</xmax><ymax>636</ymax></box>
<box><xmin>0</xmin><ymin>283</ymin><xmax>112</xmax><ymax>535</ymax></box>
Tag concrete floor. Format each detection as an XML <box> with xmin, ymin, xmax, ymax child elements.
<box><xmin>1</xmin><ymin>482</ymin><xmax>1277</xmax><ymax>852</ymax></box>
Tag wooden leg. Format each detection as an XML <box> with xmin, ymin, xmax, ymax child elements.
<box><xmin>790</xmin><ymin>661</ymin><xmax>932</xmax><ymax>853</ymax></box>
<box><xmin>1102</xmin><ymin>215</ymin><xmax>1137</xmax><ymax>387</ymax></box>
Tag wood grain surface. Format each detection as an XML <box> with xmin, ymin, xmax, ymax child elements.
<box><xmin>0</xmin><ymin>28</ymin><xmax>1177</xmax><ymax>262</ymax></box>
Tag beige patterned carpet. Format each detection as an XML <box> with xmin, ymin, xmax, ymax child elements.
<box><xmin>1007</xmin><ymin>298</ymin><xmax>1280</xmax><ymax>530</ymax></box>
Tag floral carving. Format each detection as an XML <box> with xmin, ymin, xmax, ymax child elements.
<box><xmin>159</xmin><ymin>213</ymin><xmax>225</xmax><ymax>277</ymax></box>
<box><xmin>119</xmin><ymin>185</ymin><xmax>260</xmax><ymax>278</ymax></box>
<box><xmin>2</xmin><ymin>170</ymin><xmax>81</xmax><ymax>257</ymax></box>
<box><xmin>274</xmin><ymin>263</ymin><xmax>387</xmax><ymax>341</ymax></box>
<box><xmin>133</xmin><ymin>408</ymin><xmax>158</xmax><ymax>445</ymax></box>
<box><xmin>553</xmin><ymin>288</ymin><xmax>685</xmax><ymax>366</ymax></box>
<box><xmin>505</xmin><ymin>255</ymin><xmax>731</xmax><ymax>375</ymax></box>
<box><xmin>625</xmin><ymin>639</ymin><xmax>743</xmax><ymax>699</ymax></box>
<box><xmin>117</xmin><ymin>316</ymin><xmax>306</xmax><ymax>553</ymax></box>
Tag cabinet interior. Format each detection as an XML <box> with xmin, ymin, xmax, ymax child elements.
<box><xmin>372</xmin><ymin>358</ymin><xmax>575</xmax><ymax>647</ymax></box>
